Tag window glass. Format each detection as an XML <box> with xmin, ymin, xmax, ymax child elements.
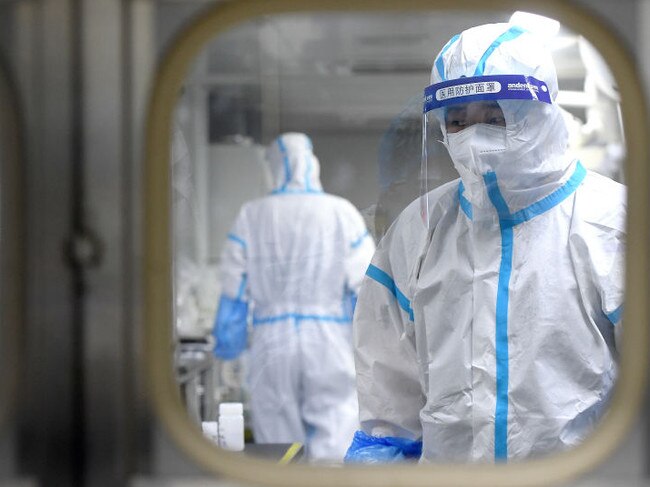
<box><xmin>169</xmin><ymin>10</ymin><xmax>626</xmax><ymax>466</ymax></box>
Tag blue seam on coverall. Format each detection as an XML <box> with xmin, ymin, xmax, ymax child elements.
<box><xmin>277</xmin><ymin>136</ymin><xmax>292</xmax><ymax>191</ymax></box>
<box><xmin>227</xmin><ymin>233</ymin><xmax>247</xmax><ymax>250</ymax></box>
<box><xmin>366</xmin><ymin>264</ymin><xmax>414</xmax><ymax>321</ymax></box>
<box><xmin>252</xmin><ymin>313</ymin><xmax>351</xmax><ymax>325</ymax></box>
<box><xmin>305</xmin><ymin>153</ymin><xmax>313</xmax><ymax>192</ymax></box>
<box><xmin>271</xmin><ymin>189</ymin><xmax>323</xmax><ymax>195</ymax></box>
<box><xmin>474</xmin><ymin>26</ymin><xmax>526</xmax><ymax>76</ymax></box>
<box><xmin>435</xmin><ymin>34</ymin><xmax>460</xmax><ymax>81</ymax></box>
<box><xmin>508</xmin><ymin>162</ymin><xmax>587</xmax><ymax>224</ymax></box>
<box><xmin>462</xmin><ymin>162</ymin><xmax>586</xmax><ymax>225</ymax></box>
<box><xmin>458</xmin><ymin>182</ymin><xmax>473</xmax><ymax>220</ymax></box>
<box><xmin>482</xmin><ymin>161</ymin><xmax>585</xmax><ymax>462</ymax></box>
<box><xmin>351</xmin><ymin>231</ymin><xmax>369</xmax><ymax>249</ymax></box>
<box><xmin>483</xmin><ymin>171</ymin><xmax>513</xmax><ymax>462</ymax></box>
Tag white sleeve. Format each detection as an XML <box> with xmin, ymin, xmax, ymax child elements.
<box><xmin>344</xmin><ymin>205</ymin><xmax>376</xmax><ymax>294</ymax></box>
<box><xmin>219</xmin><ymin>207</ymin><xmax>249</xmax><ymax>300</ymax></box>
<box><xmin>570</xmin><ymin>174</ymin><xmax>626</xmax><ymax>353</ymax></box>
<box><xmin>353</xmin><ymin>204</ymin><xmax>427</xmax><ymax>440</ymax></box>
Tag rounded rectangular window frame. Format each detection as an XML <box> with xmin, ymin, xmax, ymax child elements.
<box><xmin>144</xmin><ymin>1</ymin><xmax>650</xmax><ymax>485</ymax></box>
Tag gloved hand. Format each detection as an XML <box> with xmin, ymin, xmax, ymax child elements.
<box><xmin>212</xmin><ymin>294</ymin><xmax>248</xmax><ymax>360</ymax></box>
<box><xmin>344</xmin><ymin>430</ymin><xmax>422</xmax><ymax>464</ymax></box>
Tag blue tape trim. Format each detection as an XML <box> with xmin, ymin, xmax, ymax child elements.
<box><xmin>227</xmin><ymin>233</ymin><xmax>247</xmax><ymax>250</ymax></box>
<box><xmin>252</xmin><ymin>313</ymin><xmax>351</xmax><ymax>325</ymax></box>
<box><xmin>483</xmin><ymin>173</ymin><xmax>513</xmax><ymax>462</ymax></box>
<box><xmin>458</xmin><ymin>182</ymin><xmax>473</xmax><ymax>220</ymax></box>
<box><xmin>509</xmin><ymin>163</ymin><xmax>586</xmax><ymax>224</ymax></box>
<box><xmin>236</xmin><ymin>273</ymin><xmax>247</xmax><ymax>300</ymax></box>
<box><xmin>435</xmin><ymin>33</ymin><xmax>460</xmax><ymax>81</ymax></box>
<box><xmin>483</xmin><ymin>172</ymin><xmax>511</xmax><ymax>218</ymax></box>
<box><xmin>482</xmin><ymin>162</ymin><xmax>586</xmax><ymax>462</ymax></box>
<box><xmin>351</xmin><ymin>230</ymin><xmax>369</xmax><ymax>249</ymax></box>
<box><xmin>474</xmin><ymin>26</ymin><xmax>526</xmax><ymax>76</ymax></box>
<box><xmin>483</xmin><ymin>162</ymin><xmax>586</xmax><ymax>227</ymax></box>
<box><xmin>277</xmin><ymin>136</ymin><xmax>292</xmax><ymax>191</ymax></box>
<box><xmin>607</xmin><ymin>304</ymin><xmax>623</xmax><ymax>325</ymax></box>
<box><xmin>366</xmin><ymin>264</ymin><xmax>414</xmax><ymax>321</ymax></box>
<box><xmin>494</xmin><ymin>225</ymin><xmax>513</xmax><ymax>462</ymax></box>
<box><xmin>271</xmin><ymin>189</ymin><xmax>323</xmax><ymax>195</ymax></box>
<box><xmin>424</xmin><ymin>74</ymin><xmax>551</xmax><ymax>112</ymax></box>
<box><xmin>305</xmin><ymin>153</ymin><xmax>313</xmax><ymax>192</ymax></box>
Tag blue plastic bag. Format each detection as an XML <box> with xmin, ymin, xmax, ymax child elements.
<box><xmin>344</xmin><ymin>430</ymin><xmax>422</xmax><ymax>464</ymax></box>
<box><xmin>212</xmin><ymin>294</ymin><xmax>248</xmax><ymax>360</ymax></box>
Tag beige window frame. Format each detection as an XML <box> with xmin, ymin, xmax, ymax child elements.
<box><xmin>144</xmin><ymin>1</ymin><xmax>650</xmax><ymax>485</ymax></box>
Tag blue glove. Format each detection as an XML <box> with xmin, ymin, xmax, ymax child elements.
<box><xmin>212</xmin><ymin>294</ymin><xmax>248</xmax><ymax>360</ymax></box>
<box><xmin>344</xmin><ymin>430</ymin><xmax>422</xmax><ymax>464</ymax></box>
<box><xmin>342</xmin><ymin>289</ymin><xmax>358</xmax><ymax>320</ymax></box>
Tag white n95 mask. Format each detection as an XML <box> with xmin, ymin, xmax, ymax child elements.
<box><xmin>445</xmin><ymin>123</ymin><xmax>507</xmax><ymax>177</ymax></box>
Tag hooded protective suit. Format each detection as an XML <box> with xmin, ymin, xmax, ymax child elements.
<box><xmin>348</xmin><ymin>24</ymin><xmax>625</xmax><ymax>463</ymax></box>
<box><xmin>213</xmin><ymin>132</ymin><xmax>375</xmax><ymax>461</ymax></box>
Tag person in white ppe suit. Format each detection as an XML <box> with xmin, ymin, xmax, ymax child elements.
<box><xmin>346</xmin><ymin>23</ymin><xmax>625</xmax><ymax>463</ymax></box>
<box><xmin>212</xmin><ymin>132</ymin><xmax>375</xmax><ymax>462</ymax></box>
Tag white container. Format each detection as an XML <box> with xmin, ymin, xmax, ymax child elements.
<box><xmin>201</xmin><ymin>421</ymin><xmax>219</xmax><ymax>445</ymax></box>
<box><xmin>218</xmin><ymin>402</ymin><xmax>244</xmax><ymax>451</ymax></box>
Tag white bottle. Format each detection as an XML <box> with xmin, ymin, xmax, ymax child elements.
<box><xmin>201</xmin><ymin>421</ymin><xmax>220</xmax><ymax>445</ymax></box>
<box><xmin>218</xmin><ymin>402</ymin><xmax>244</xmax><ymax>451</ymax></box>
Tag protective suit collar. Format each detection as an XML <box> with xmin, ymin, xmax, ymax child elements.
<box><xmin>266</xmin><ymin>132</ymin><xmax>323</xmax><ymax>193</ymax></box>
<box><xmin>439</xmin><ymin>99</ymin><xmax>573</xmax><ymax>215</ymax></box>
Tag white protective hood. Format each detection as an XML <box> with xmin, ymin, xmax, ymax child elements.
<box><xmin>265</xmin><ymin>132</ymin><xmax>324</xmax><ymax>193</ymax></box>
<box><xmin>427</xmin><ymin>23</ymin><xmax>574</xmax><ymax>214</ymax></box>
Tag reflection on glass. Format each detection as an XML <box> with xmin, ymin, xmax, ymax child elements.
<box><xmin>169</xmin><ymin>10</ymin><xmax>626</xmax><ymax>466</ymax></box>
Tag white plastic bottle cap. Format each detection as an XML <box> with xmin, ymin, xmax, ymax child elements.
<box><xmin>219</xmin><ymin>402</ymin><xmax>243</xmax><ymax>416</ymax></box>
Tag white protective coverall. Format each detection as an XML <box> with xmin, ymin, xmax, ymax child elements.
<box><xmin>213</xmin><ymin>132</ymin><xmax>375</xmax><ymax>461</ymax></box>
<box><xmin>351</xmin><ymin>24</ymin><xmax>625</xmax><ymax>463</ymax></box>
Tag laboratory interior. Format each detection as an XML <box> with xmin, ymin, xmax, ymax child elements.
<box><xmin>0</xmin><ymin>1</ymin><xmax>649</xmax><ymax>486</ymax></box>
<box><xmin>172</xmin><ymin>6</ymin><xmax>626</xmax><ymax>458</ymax></box>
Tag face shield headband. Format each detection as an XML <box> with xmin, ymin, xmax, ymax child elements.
<box><xmin>420</xmin><ymin>74</ymin><xmax>553</xmax><ymax>227</ymax></box>
<box><xmin>424</xmin><ymin>74</ymin><xmax>552</xmax><ymax>113</ymax></box>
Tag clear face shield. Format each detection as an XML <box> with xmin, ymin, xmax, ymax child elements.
<box><xmin>421</xmin><ymin>74</ymin><xmax>553</xmax><ymax>227</ymax></box>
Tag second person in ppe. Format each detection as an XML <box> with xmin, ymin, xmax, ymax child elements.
<box><xmin>213</xmin><ymin>132</ymin><xmax>375</xmax><ymax>462</ymax></box>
